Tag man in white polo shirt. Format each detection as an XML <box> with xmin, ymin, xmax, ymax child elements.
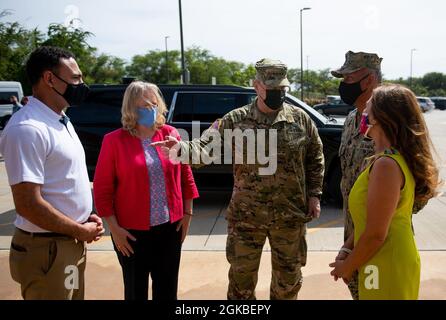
<box><xmin>0</xmin><ymin>46</ymin><xmax>105</xmax><ymax>300</ymax></box>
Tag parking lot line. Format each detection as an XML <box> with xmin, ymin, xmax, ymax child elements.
<box><xmin>308</xmin><ymin>218</ymin><xmax>344</xmax><ymax>234</ymax></box>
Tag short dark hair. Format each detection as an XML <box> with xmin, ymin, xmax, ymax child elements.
<box><xmin>25</xmin><ymin>46</ymin><xmax>75</xmax><ymax>86</ymax></box>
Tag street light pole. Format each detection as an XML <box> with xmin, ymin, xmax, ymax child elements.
<box><xmin>410</xmin><ymin>48</ymin><xmax>417</xmax><ymax>89</ymax></box>
<box><xmin>306</xmin><ymin>55</ymin><xmax>309</xmax><ymax>100</ymax></box>
<box><xmin>178</xmin><ymin>0</ymin><xmax>187</xmax><ymax>84</ymax></box>
<box><xmin>300</xmin><ymin>7</ymin><xmax>311</xmax><ymax>101</ymax></box>
<box><xmin>165</xmin><ymin>36</ymin><xmax>170</xmax><ymax>83</ymax></box>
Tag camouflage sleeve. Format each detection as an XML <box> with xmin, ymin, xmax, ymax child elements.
<box><xmin>338</xmin><ymin>112</ymin><xmax>351</xmax><ymax>157</ymax></box>
<box><xmin>305</xmin><ymin>117</ymin><xmax>325</xmax><ymax>198</ymax></box>
<box><xmin>178</xmin><ymin>117</ymin><xmax>232</xmax><ymax>169</ymax></box>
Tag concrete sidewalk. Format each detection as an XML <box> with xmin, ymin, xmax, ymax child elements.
<box><xmin>1</xmin><ymin>170</ymin><xmax>446</xmax><ymax>300</ymax></box>
<box><xmin>1</xmin><ymin>250</ymin><xmax>445</xmax><ymax>300</ymax></box>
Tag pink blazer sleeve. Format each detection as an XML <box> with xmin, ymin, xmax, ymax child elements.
<box><xmin>180</xmin><ymin>163</ymin><xmax>199</xmax><ymax>200</ymax></box>
<box><xmin>93</xmin><ymin>134</ymin><xmax>117</xmax><ymax>217</ymax></box>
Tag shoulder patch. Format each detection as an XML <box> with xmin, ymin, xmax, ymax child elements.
<box><xmin>211</xmin><ymin>119</ymin><xmax>222</xmax><ymax>130</ymax></box>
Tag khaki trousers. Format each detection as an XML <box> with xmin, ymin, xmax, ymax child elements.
<box><xmin>9</xmin><ymin>228</ymin><xmax>86</xmax><ymax>300</ymax></box>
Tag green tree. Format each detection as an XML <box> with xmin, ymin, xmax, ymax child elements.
<box><xmin>126</xmin><ymin>49</ymin><xmax>182</xmax><ymax>84</ymax></box>
<box><xmin>41</xmin><ymin>24</ymin><xmax>127</xmax><ymax>84</ymax></box>
<box><xmin>0</xmin><ymin>13</ymin><xmax>127</xmax><ymax>91</ymax></box>
<box><xmin>126</xmin><ymin>46</ymin><xmax>256</xmax><ymax>86</ymax></box>
<box><xmin>288</xmin><ymin>68</ymin><xmax>340</xmax><ymax>103</ymax></box>
<box><xmin>0</xmin><ymin>10</ymin><xmax>43</xmax><ymax>93</ymax></box>
<box><xmin>420</xmin><ymin>72</ymin><xmax>446</xmax><ymax>96</ymax></box>
<box><xmin>41</xmin><ymin>23</ymin><xmax>97</xmax><ymax>82</ymax></box>
<box><xmin>390</xmin><ymin>77</ymin><xmax>430</xmax><ymax>96</ymax></box>
<box><xmin>3</xmin><ymin>10</ymin><xmax>444</xmax><ymax>98</ymax></box>
<box><xmin>185</xmin><ymin>47</ymin><xmax>256</xmax><ymax>86</ymax></box>
<box><xmin>89</xmin><ymin>54</ymin><xmax>126</xmax><ymax>84</ymax></box>
<box><xmin>232</xmin><ymin>64</ymin><xmax>256</xmax><ymax>87</ymax></box>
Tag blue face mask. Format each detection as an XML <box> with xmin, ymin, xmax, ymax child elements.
<box><xmin>137</xmin><ymin>107</ymin><xmax>157</xmax><ymax>128</ymax></box>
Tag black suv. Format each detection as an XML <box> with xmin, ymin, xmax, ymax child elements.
<box><xmin>313</xmin><ymin>101</ymin><xmax>354</xmax><ymax>117</ymax></box>
<box><xmin>67</xmin><ymin>84</ymin><xmax>344</xmax><ymax>203</ymax></box>
<box><xmin>430</xmin><ymin>97</ymin><xmax>446</xmax><ymax>110</ymax></box>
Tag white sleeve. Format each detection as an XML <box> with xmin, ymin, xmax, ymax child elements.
<box><xmin>1</xmin><ymin>124</ymin><xmax>48</xmax><ymax>186</ymax></box>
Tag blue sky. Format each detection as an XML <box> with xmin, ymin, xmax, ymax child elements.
<box><xmin>2</xmin><ymin>0</ymin><xmax>445</xmax><ymax>79</ymax></box>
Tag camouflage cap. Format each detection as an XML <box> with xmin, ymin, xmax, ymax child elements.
<box><xmin>331</xmin><ymin>51</ymin><xmax>383</xmax><ymax>78</ymax></box>
<box><xmin>255</xmin><ymin>58</ymin><xmax>290</xmax><ymax>87</ymax></box>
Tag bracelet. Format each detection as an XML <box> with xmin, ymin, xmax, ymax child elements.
<box><xmin>183</xmin><ymin>212</ymin><xmax>193</xmax><ymax>216</ymax></box>
<box><xmin>339</xmin><ymin>247</ymin><xmax>352</xmax><ymax>255</ymax></box>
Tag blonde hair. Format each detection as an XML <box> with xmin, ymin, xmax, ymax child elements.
<box><xmin>121</xmin><ymin>81</ymin><xmax>167</xmax><ymax>136</ymax></box>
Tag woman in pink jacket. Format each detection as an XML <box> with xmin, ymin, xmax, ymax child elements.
<box><xmin>93</xmin><ymin>81</ymin><xmax>199</xmax><ymax>300</ymax></box>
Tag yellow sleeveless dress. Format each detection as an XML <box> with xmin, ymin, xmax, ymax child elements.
<box><xmin>348</xmin><ymin>148</ymin><xmax>420</xmax><ymax>300</ymax></box>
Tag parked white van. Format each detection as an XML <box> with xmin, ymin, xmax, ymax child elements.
<box><xmin>0</xmin><ymin>81</ymin><xmax>24</xmax><ymax>128</ymax></box>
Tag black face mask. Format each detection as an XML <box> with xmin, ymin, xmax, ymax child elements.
<box><xmin>52</xmin><ymin>73</ymin><xmax>90</xmax><ymax>106</ymax></box>
<box><xmin>264</xmin><ymin>89</ymin><xmax>286</xmax><ymax>110</ymax></box>
<box><xmin>338</xmin><ymin>74</ymin><xmax>369</xmax><ymax>106</ymax></box>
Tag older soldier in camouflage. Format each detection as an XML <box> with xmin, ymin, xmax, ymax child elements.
<box><xmin>331</xmin><ymin>51</ymin><xmax>383</xmax><ymax>300</ymax></box>
<box><xmin>153</xmin><ymin>58</ymin><xmax>324</xmax><ymax>300</ymax></box>
<box><xmin>332</xmin><ymin>52</ymin><xmax>427</xmax><ymax>300</ymax></box>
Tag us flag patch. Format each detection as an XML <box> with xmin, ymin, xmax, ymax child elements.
<box><xmin>211</xmin><ymin>119</ymin><xmax>222</xmax><ymax>130</ymax></box>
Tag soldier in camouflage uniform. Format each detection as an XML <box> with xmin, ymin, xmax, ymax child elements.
<box><xmin>332</xmin><ymin>52</ymin><xmax>427</xmax><ymax>300</ymax></box>
<box><xmin>331</xmin><ymin>51</ymin><xmax>383</xmax><ymax>300</ymax></box>
<box><xmin>153</xmin><ymin>58</ymin><xmax>325</xmax><ymax>300</ymax></box>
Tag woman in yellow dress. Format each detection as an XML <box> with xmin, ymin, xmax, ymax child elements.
<box><xmin>329</xmin><ymin>84</ymin><xmax>441</xmax><ymax>300</ymax></box>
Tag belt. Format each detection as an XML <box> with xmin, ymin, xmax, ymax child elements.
<box><xmin>17</xmin><ymin>228</ymin><xmax>72</xmax><ymax>238</ymax></box>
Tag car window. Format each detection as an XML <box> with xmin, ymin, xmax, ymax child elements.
<box><xmin>285</xmin><ymin>94</ymin><xmax>327</xmax><ymax>125</ymax></box>
<box><xmin>67</xmin><ymin>102</ymin><xmax>121</xmax><ymax>125</ymax></box>
<box><xmin>172</xmin><ymin>92</ymin><xmax>250</xmax><ymax>123</ymax></box>
<box><xmin>159</xmin><ymin>89</ymin><xmax>175</xmax><ymax>109</ymax></box>
<box><xmin>324</xmin><ymin>107</ymin><xmax>337</xmax><ymax>114</ymax></box>
<box><xmin>0</xmin><ymin>91</ymin><xmax>19</xmax><ymax>105</ymax></box>
<box><xmin>83</xmin><ymin>89</ymin><xmax>125</xmax><ymax>107</ymax></box>
<box><xmin>172</xmin><ymin>93</ymin><xmax>194</xmax><ymax>122</ymax></box>
<box><xmin>248</xmin><ymin>94</ymin><xmax>257</xmax><ymax>103</ymax></box>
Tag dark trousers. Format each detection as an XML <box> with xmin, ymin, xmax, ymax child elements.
<box><xmin>113</xmin><ymin>221</ymin><xmax>182</xmax><ymax>300</ymax></box>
